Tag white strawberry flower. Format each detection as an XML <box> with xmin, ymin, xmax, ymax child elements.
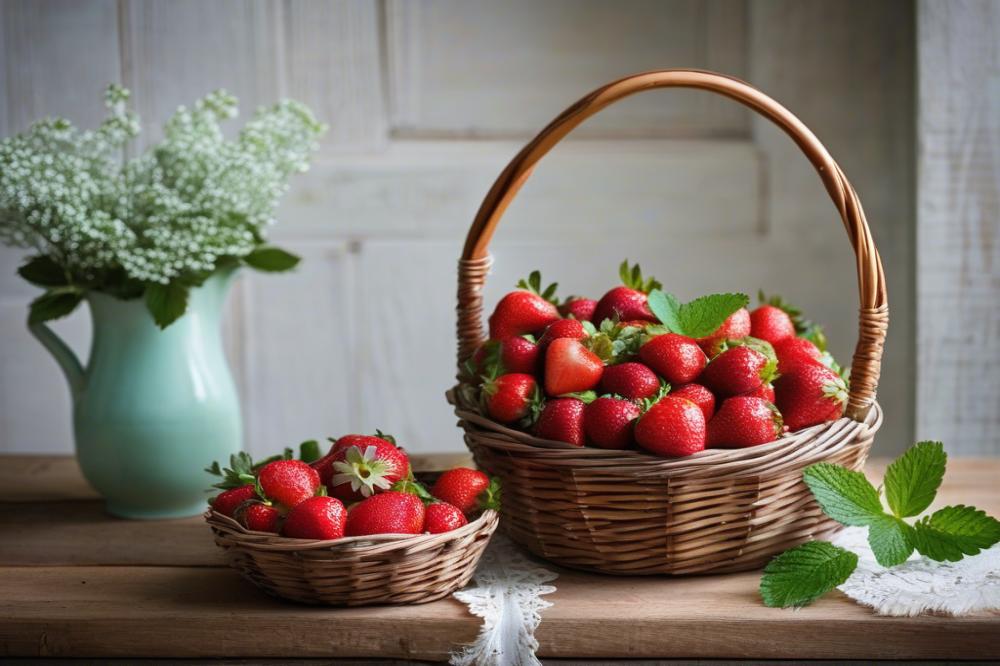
<box><xmin>331</xmin><ymin>445</ymin><xmax>396</xmax><ymax>497</ymax></box>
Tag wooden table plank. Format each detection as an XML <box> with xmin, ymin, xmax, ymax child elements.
<box><xmin>0</xmin><ymin>455</ymin><xmax>998</xmax><ymax>661</ymax></box>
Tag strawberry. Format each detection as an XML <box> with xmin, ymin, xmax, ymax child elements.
<box><xmin>750</xmin><ymin>305</ymin><xmax>796</xmax><ymax>345</ymax></box>
<box><xmin>559</xmin><ymin>296</ymin><xmax>597</xmax><ymax>322</ymax></box>
<box><xmin>431</xmin><ymin>468</ymin><xmax>496</xmax><ymax>516</ymax></box>
<box><xmin>700</xmin><ymin>343</ymin><xmax>777</xmax><ymax>397</ymax></box>
<box><xmin>499</xmin><ymin>336</ymin><xmax>540</xmax><ymax>374</ymax></box>
<box><xmin>544</xmin><ymin>338</ymin><xmax>603</xmax><ymax>396</ymax></box>
<box><xmin>670</xmin><ymin>383</ymin><xmax>715</xmax><ymax>422</ymax></box>
<box><xmin>258</xmin><ymin>459</ymin><xmax>320</xmax><ymax>509</ymax></box>
<box><xmin>638</xmin><ymin>333</ymin><xmax>706</xmax><ymax>385</ymax></box>
<box><xmin>239</xmin><ymin>502</ymin><xmax>281</xmax><ymax>533</ymax></box>
<box><xmin>538</xmin><ymin>318</ymin><xmax>588</xmax><ymax>350</ymax></box>
<box><xmin>773</xmin><ymin>337</ymin><xmax>823</xmax><ymax>373</ymax></box>
<box><xmin>482</xmin><ymin>373</ymin><xmax>540</xmax><ymax>424</ymax></box>
<box><xmin>329</xmin><ymin>440</ymin><xmax>410</xmax><ymax>502</ymax></box>
<box><xmin>535</xmin><ymin>397</ymin><xmax>588</xmax><ymax>446</ymax></box>
<box><xmin>211</xmin><ymin>484</ymin><xmax>257</xmax><ymax>518</ymax></box>
<box><xmin>282</xmin><ymin>496</ymin><xmax>347</xmax><ymax>540</ymax></box>
<box><xmin>634</xmin><ymin>396</ymin><xmax>706</xmax><ymax>457</ymax></box>
<box><xmin>584</xmin><ymin>396</ymin><xmax>641</xmax><ymax>449</ymax></box>
<box><xmin>345</xmin><ymin>491</ymin><xmax>425</xmax><ymax>536</ymax></box>
<box><xmin>707</xmin><ymin>396</ymin><xmax>782</xmax><ymax>448</ymax></box>
<box><xmin>424</xmin><ymin>502</ymin><xmax>469</xmax><ymax>534</ymax></box>
<box><xmin>740</xmin><ymin>382</ymin><xmax>776</xmax><ymax>403</ymax></box>
<box><xmin>592</xmin><ymin>261</ymin><xmax>661</xmax><ymax>325</ymax></box>
<box><xmin>774</xmin><ymin>363</ymin><xmax>848</xmax><ymax>431</ymax></box>
<box><xmin>696</xmin><ymin>307</ymin><xmax>751</xmax><ymax>356</ymax></box>
<box><xmin>599</xmin><ymin>362</ymin><xmax>660</xmax><ymax>401</ymax></box>
<box><xmin>488</xmin><ymin>271</ymin><xmax>560</xmax><ymax>340</ymax></box>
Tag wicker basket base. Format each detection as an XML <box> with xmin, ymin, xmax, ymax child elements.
<box><xmin>455</xmin><ymin>395</ymin><xmax>881</xmax><ymax>576</ymax></box>
<box><xmin>206</xmin><ymin>509</ymin><xmax>498</xmax><ymax>605</ymax></box>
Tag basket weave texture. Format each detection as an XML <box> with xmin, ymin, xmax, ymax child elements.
<box><xmin>206</xmin><ymin>509</ymin><xmax>498</xmax><ymax>605</ymax></box>
<box><xmin>452</xmin><ymin>69</ymin><xmax>889</xmax><ymax>575</ymax></box>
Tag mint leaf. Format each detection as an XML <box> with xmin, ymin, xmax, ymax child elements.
<box><xmin>647</xmin><ymin>289</ymin><xmax>748</xmax><ymax>338</ymax></box>
<box><xmin>884</xmin><ymin>441</ymin><xmax>946</xmax><ymax>518</ymax></box>
<box><xmin>144</xmin><ymin>281</ymin><xmax>190</xmax><ymax>329</ymax></box>
<box><xmin>760</xmin><ymin>541</ymin><xmax>858</xmax><ymax>607</ymax></box>
<box><xmin>28</xmin><ymin>287</ymin><xmax>83</xmax><ymax>324</ymax></box>
<box><xmin>912</xmin><ymin>505</ymin><xmax>1000</xmax><ymax>562</ymax></box>
<box><xmin>802</xmin><ymin>463</ymin><xmax>884</xmax><ymax>526</ymax></box>
<box><xmin>867</xmin><ymin>514</ymin><xmax>915</xmax><ymax>567</ymax></box>
<box><xmin>18</xmin><ymin>255</ymin><xmax>68</xmax><ymax>287</ymax></box>
<box><xmin>244</xmin><ymin>246</ymin><xmax>300</xmax><ymax>272</ymax></box>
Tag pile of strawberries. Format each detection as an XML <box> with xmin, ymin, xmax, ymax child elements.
<box><xmin>460</xmin><ymin>262</ymin><xmax>849</xmax><ymax>457</ymax></box>
<box><xmin>207</xmin><ymin>433</ymin><xmax>499</xmax><ymax>539</ymax></box>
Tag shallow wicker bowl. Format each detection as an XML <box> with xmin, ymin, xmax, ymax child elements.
<box><xmin>206</xmin><ymin>509</ymin><xmax>498</xmax><ymax>605</ymax></box>
<box><xmin>450</xmin><ymin>69</ymin><xmax>889</xmax><ymax>576</ymax></box>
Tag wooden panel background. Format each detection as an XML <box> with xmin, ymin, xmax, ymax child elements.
<box><xmin>0</xmin><ymin>0</ymin><xmax>935</xmax><ymax>459</ymax></box>
<box><xmin>916</xmin><ymin>0</ymin><xmax>1000</xmax><ymax>455</ymax></box>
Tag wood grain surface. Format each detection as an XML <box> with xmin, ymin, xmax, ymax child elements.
<box><xmin>0</xmin><ymin>455</ymin><xmax>997</xmax><ymax>661</ymax></box>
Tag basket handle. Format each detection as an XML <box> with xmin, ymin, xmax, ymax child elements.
<box><xmin>457</xmin><ymin>69</ymin><xmax>887</xmax><ymax>422</ymax></box>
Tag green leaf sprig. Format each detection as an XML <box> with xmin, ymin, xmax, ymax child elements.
<box><xmin>647</xmin><ymin>289</ymin><xmax>748</xmax><ymax>339</ymax></box>
<box><xmin>760</xmin><ymin>441</ymin><xmax>1000</xmax><ymax>608</ymax></box>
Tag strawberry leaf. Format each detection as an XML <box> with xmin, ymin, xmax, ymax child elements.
<box><xmin>802</xmin><ymin>463</ymin><xmax>884</xmax><ymax>527</ymax></box>
<box><xmin>867</xmin><ymin>514</ymin><xmax>915</xmax><ymax>567</ymax></box>
<box><xmin>912</xmin><ymin>505</ymin><xmax>1000</xmax><ymax>561</ymax></box>
<box><xmin>759</xmin><ymin>541</ymin><xmax>858</xmax><ymax>608</ymax></box>
<box><xmin>648</xmin><ymin>290</ymin><xmax>748</xmax><ymax>339</ymax></box>
<box><xmin>884</xmin><ymin>441</ymin><xmax>946</xmax><ymax>518</ymax></box>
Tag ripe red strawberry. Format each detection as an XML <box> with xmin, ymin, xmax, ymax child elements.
<box><xmin>584</xmin><ymin>396</ymin><xmax>641</xmax><ymax>449</ymax></box>
<box><xmin>499</xmin><ymin>336</ymin><xmax>540</xmax><ymax>374</ymax></box>
<box><xmin>559</xmin><ymin>296</ymin><xmax>597</xmax><ymax>322</ymax></box>
<box><xmin>740</xmin><ymin>382</ymin><xmax>776</xmax><ymax>403</ymax></box>
<box><xmin>483</xmin><ymin>373</ymin><xmax>539</xmax><ymax>424</ymax></box>
<box><xmin>424</xmin><ymin>502</ymin><xmax>469</xmax><ymax>534</ymax></box>
<box><xmin>488</xmin><ymin>272</ymin><xmax>560</xmax><ymax>340</ymax></box>
<box><xmin>707</xmin><ymin>396</ymin><xmax>782</xmax><ymax>448</ymax></box>
<box><xmin>592</xmin><ymin>261</ymin><xmax>661</xmax><ymax>325</ymax></box>
<box><xmin>638</xmin><ymin>333</ymin><xmax>707</xmax><ymax>385</ymax></box>
<box><xmin>258</xmin><ymin>460</ymin><xmax>320</xmax><ymax>508</ymax></box>
<box><xmin>670</xmin><ymin>383</ymin><xmax>716</xmax><ymax>422</ymax></box>
<box><xmin>240</xmin><ymin>502</ymin><xmax>281</xmax><ymax>533</ymax></box>
<box><xmin>431</xmin><ymin>468</ymin><xmax>494</xmax><ymax>516</ymax></box>
<box><xmin>538</xmin><ymin>318</ymin><xmax>588</xmax><ymax>350</ymax></box>
<box><xmin>634</xmin><ymin>396</ymin><xmax>706</xmax><ymax>457</ymax></box>
<box><xmin>544</xmin><ymin>338</ymin><xmax>603</xmax><ymax>396</ymax></box>
<box><xmin>774</xmin><ymin>364</ymin><xmax>848</xmax><ymax>431</ymax></box>
<box><xmin>700</xmin><ymin>344</ymin><xmax>776</xmax><ymax>397</ymax></box>
<box><xmin>282</xmin><ymin>496</ymin><xmax>347</xmax><ymax>540</ymax></box>
<box><xmin>696</xmin><ymin>307</ymin><xmax>751</xmax><ymax>356</ymax></box>
<box><xmin>773</xmin><ymin>337</ymin><xmax>823</xmax><ymax>373</ymax></box>
<box><xmin>750</xmin><ymin>305</ymin><xmax>796</xmax><ymax>345</ymax></box>
<box><xmin>329</xmin><ymin>439</ymin><xmax>410</xmax><ymax>502</ymax></box>
<box><xmin>535</xmin><ymin>397</ymin><xmax>588</xmax><ymax>446</ymax></box>
<box><xmin>211</xmin><ymin>484</ymin><xmax>257</xmax><ymax>518</ymax></box>
<box><xmin>599</xmin><ymin>362</ymin><xmax>660</xmax><ymax>401</ymax></box>
<box><xmin>345</xmin><ymin>491</ymin><xmax>426</xmax><ymax>536</ymax></box>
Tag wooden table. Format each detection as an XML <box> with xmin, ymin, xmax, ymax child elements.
<box><xmin>1</xmin><ymin>455</ymin><xmax>998</xmax><ymax>662</ymax></box>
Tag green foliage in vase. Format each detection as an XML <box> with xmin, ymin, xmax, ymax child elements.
<box><xmin>0</xmin><ymin>84</ymin><xmax>326</xmax><ymax>327</ymax></box>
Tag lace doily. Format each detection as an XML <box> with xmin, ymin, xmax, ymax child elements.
<box><xmin>451</xmin><ymin>534</ymin><xmax>558</xmax><ymax>666</ymax></box>
<box><xmin>832</xmin><ymin>526</ymin><xmax>1000</xmax><ymax>616</ymax></box>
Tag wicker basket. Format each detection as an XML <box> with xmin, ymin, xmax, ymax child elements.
<box><xmin>450</xmin><ymin>69</ymin><xmax>888</xmax><ymax>576</ymax></box>
<box><xmin>206</xmin><ymin>509</ymin><xmax>498</xmax><ymax>605</ymax></box>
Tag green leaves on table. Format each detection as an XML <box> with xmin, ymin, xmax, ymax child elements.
<box><xmin>760</xmin><ymin>441</ymin><xmax>1000</xmax><ymax>608</ymax></box>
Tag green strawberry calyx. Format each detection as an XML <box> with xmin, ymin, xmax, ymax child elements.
<box><xmin>478</xmin><ymin>477</ymin><xmax>502</xmax><ymax>512</ymax></box>
<box><xmin>822</xmin><ymin>375</ymin><xmax>849</xmax><ymax>406</ymax></box>
<box><xmin>331</xmin><ymin>445</ymin><xmax>397</xmax><ymax>498</ymax></box>
<box><xmin>639</xmin><ymin>381</ymin><xmax>672</xmax><ymax>414</ymax></box>
<box><xmin>619</xmin><ymin>260</ymin><xmax>661</xmax><ymax>294</ymax></box>
<box><xmin>391</xmin><ymin>476</ymin><xmax>436</xmax><ymax>504</ymax></box>
<box><xmin>517</xmin><ymin>270</ymin><xmax>559</xmax><ymax>305</ymax></box>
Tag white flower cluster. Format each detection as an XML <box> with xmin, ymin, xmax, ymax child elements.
<box><xmin>0</xmin><ymin>85</ymin><xmax>324</xmax><ymax>286</ymax></box>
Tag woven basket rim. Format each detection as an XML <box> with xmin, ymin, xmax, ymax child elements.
<box><xmin>205</xmin><ymin>507</ymin><xmax>499</xmax><ymax>553</ymax></box>
<box><xmin>450</xmin><ymin>386</ymin><xmax>882</xmax><ymax>475</ymax></box>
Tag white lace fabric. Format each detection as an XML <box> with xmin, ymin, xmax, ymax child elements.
<box><xmin>450</xmin><ymin>534</ymin><xmax>558</xmax><ymax>666</ymax></box>
<box><xmin>832</xmin><ymin>526</ymin><xmax>1000</xmax><ymax>616</ymax></box>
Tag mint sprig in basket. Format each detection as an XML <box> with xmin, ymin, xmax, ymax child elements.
<box><xmin>449</xmin><ymin>69</ymin><xmax>888</xmax><ymax>575</ymax></box>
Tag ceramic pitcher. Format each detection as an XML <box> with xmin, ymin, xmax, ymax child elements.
<box><xmin>29</xmin><ymin>269</ymin><xmax>243</xmax><ymax>519</ymax></box>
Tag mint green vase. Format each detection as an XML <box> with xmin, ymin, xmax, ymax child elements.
<box><xmin>29</xmin><ymin>269</ymin><xmax>243</xmax><ymax>519</ymax></box>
